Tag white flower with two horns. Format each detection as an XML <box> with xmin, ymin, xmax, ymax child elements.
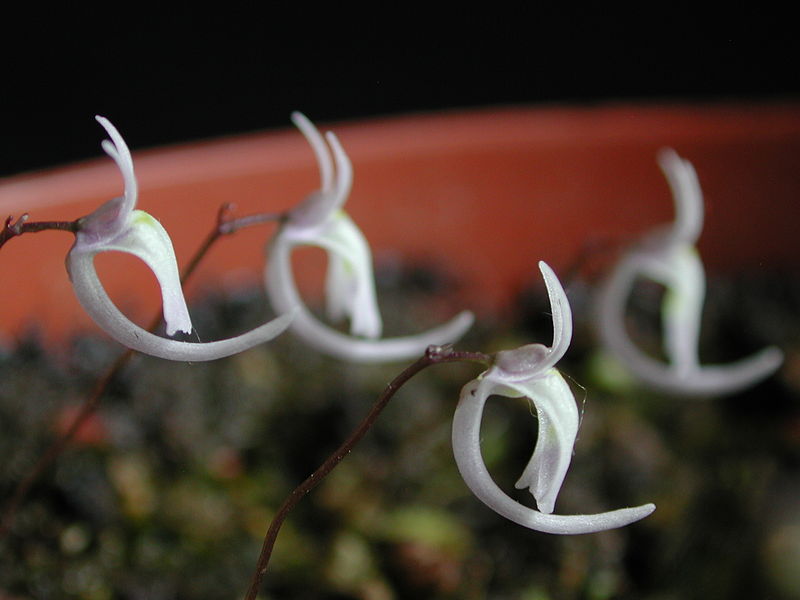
<box><xmin>265</xmin><ymin>112</ymin><xmax>474</xmax><ymax>362</ymax></box>
<box><xmin>67</xmin><ymin>117</ymin><xmax>294</xmax><ymax>361</ymax></box>
<box><xmin>597</xmin><ymin>149</ymin><xmax>783</xmax><ymax>396</ymax></box>
<box><xmin>452</xmin><ymin>262</ymin><xmax>655</xmax><ymax>534</ymax></box>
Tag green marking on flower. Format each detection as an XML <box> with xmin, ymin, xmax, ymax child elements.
<box><xmin>132</xmin><ymin>210</ymin><xmax>157</xmax><ymax>227</ymax></box>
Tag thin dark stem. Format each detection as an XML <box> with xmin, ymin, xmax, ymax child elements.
<box><xmin>218</xmin><ymin>210</ymin><xmax>287</xmax><ymax>235</ymax></box>
<box><xmin>179</xmin><ymin>203</ymin><xmax>234</xmax><ymax>282</ymax></box>
<box><xmin>243</xmin><ymin>345</ymin><xmax>492</xmax><ymax>600</ymax></box>
<box><xmin>0</xmin><ymin>214</ymin><xmax>79</xmax><ymax>250</ymax></box>
<box><xmin>0</xmin><ymin>349</ymin><xmax>133</xmax><ymax>538</ymax></box>
<box><xmin>0</xmin><ymin>204</ymin><xmax>286</xmax><ymax>540</ymax></box>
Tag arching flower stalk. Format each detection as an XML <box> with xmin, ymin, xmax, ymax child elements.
<box><xmin>265</xmin><ymin>112</ymin><xmax>473</xmax><ymax>362</ymax></box>
<box><xmin>597</xmin><ymin>149</ymin><xmax>783</xmax><ymax>396</ymax></box>
<box><xmin>67</xmin><ymin>116</ymin><xmax>294</xmax><ymax>361</ymax></box>
<box><xmin>452</xmin><ymin>261</ymin><xmax>655</xmax><ymax>534</ymax></box>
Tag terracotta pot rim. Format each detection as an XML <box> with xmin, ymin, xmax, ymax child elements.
<box><xmin>1</xmin><ymin>101</ymin><xmax>799</xmax><ymax>344</ymax></box>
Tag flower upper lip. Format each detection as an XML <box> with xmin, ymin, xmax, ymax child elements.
<box><xmin>452</xmin><ymin>261</ymin><xmax>655</xmax><ymax>534</ymax></box>
<box><xmin>66</xmin><ymin>116</ymin><xmax>294</xmax><ymax>361</ymax></box>
<box><xmin>494</xmin><ymin>259</ymin><xmax>572</xmax><ymax>382</ymax></box>
<box><xmin>286</xmin><ymin>112</ymin><xmax>351</xmax><ymax>229</ymax></box>
<box><xmin>264</xmin><ymin>113</ymin><xmax>473</xmax><ymax>362</ymax></box>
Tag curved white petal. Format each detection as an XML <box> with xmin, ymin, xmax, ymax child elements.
<box><xmin>452</xmin><ymin>379</ymin><xmax>655</xmax><ymax>535</ymax></box>
<box><xmin>325</xmin><ymin>250</ymin><xmax>351</xmax><ymax>324</ymax></box>
<box><xmin>67</xmin><ymin>247</ymin><xmax>294</xmax><ymax>362</ymax></box>
<box><xmin>95</xmin><ymin>116</ymin><xmax>137</xmax><ymax>218</ymax></box>
<box><xmin>493</xmin><ymin>262</ymin><xmax>572</xmax><ymax>381</ymax></box>
<box><xmin>475</xmin><ymin>370</ymin><xmax>578</xmax><ymax>514</ymax></box>
<box><xmin>281</xmin><ymin>214</ymin><xmax>381</xmax><ymax>338</ymax></box>
<box><xmin>318</xmin><ymin>214</ymin><xmax>382</xmax><ymax>338</ymax></box>
<box><xmin>288</xmin><ymin>114</ymin><xmax>352</xmax><ymax>227</ymax></box>
<box><xmin>598</xmin><ymin>250</ymin><xmax>783</xmax><ymax>396</ymax></box>
<box><xmin>538</xmin><ymin>261</ymin><xmax>572</xmax><ymax>369</ymax></box>
<box><xmin>80</xmin><ymin>210</ymin><xmax>194</xmax><ymax>336</ymax></box>
<box><xmin>291</xmin><ymin>111</ymin><xmax>333</xmax><ymax>192</ymax></box>
<box><xmin>658</xmin><ymin>148</ymin><xmax>703</xmax><ymax>244</ymax></box>
<box><xmin>265</xmin><ymin>232</ymin><xmax>473</xmax><ymax>362</ymax></box>
<box><xmin>79</xmin><ymin>118</ymin><xmax>139</xmax><ymax>246</ymax></box>
<box><xmin>504</xmin><ymin>372</ymin><xmax>579</xmax><ymax>514</ymax></box>
<box><xmin>660</xmin><ymin>246</ymin><xmax>705</xmax><ymax>376</ymax></box>
<box><xmin>324</xmin><ymin>131</ymin><xmax>353</xmax><ymax>214</ymax></box>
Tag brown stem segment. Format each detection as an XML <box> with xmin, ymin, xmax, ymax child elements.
<box><xmin>243</xmin><ymin>345</ymin><xmax>492</xmax><ymax>600</ymax></box>
<box><xmin>0</xmin><ymin>204</ymin><xmax>287</xmax><ymax>539</ymax></box>
<box><xmin>0</xmin><ymin>214</ymin><xmax>79</xmax><ymax>250</ymax></box>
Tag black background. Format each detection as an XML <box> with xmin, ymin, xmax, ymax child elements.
<box><xmin>1</xmin><ymin>7</ymin><xmax>796</xmax><ymax>177</ymax></box>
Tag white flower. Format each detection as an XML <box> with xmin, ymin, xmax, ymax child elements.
<box><xmin>265</xmin><ymin>112</ymin><xmax>473</xmax><ymax>362</ymax></box>
<box><xmin>66</xmin><ymin>117</ymin><xmax>293</xmax><ymax>361</ymax></box>
<box><xmin>452</xmin><ymin>262</ymin><xmax>655</xmax><ymax>534</ymax></box>
<box><xmin>597</xmin><ymin>149</ymin><xmax>783</xmax><ymax>396</ymax></box>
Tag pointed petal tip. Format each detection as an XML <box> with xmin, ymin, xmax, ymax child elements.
<box><xmin>290</xmin><ymin>111</ymin><xmax>309</xmax><ymax>127</ymax></box>
<box><xmin>454</xmin><ymin>309</ymin><xmax>475</xmax><ymax>331</ymax></box>
<box><xmin>95</xmin><ymin>115</ymin><xmax>118</xmax><ymax>139</ymax></box>
<box><xmin>763</xmin><ymin>345</ymin><xmax>785</xmax><ymax>366</ymax></box>
<box><xmin>537</xmin><ymin>261</ymin><xmax>558</xmax><ymax>287</ymax></box>
<box><xmin>626</xmin><ymin>502</ymin><xmax>656</xmax><ymax>520</ymax></box>
<box><xmin>615</xmin><ymin>502</ymin><xmax>657</xmax><ymax>527</ymax></box>
<box><xmin>554</xmin><ymin>502</ymin><xmax>656</xmax><ymax>534</ymax></box>
<box><xmin>656</xmin><ymin>146</ymin><xmax>679</xmax><ymax>165</ymax></box>
<box><xmin>657</xmin><ymin>148</ymin><xmax>694</xmax><ymax>182</ymax></box>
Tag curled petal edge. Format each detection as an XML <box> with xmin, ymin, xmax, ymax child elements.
<box><xmin>67</xmin><ymin>248</ymin><xmax>294</xmax><ymax>362</ymax></box>
<box><xmin>452</xmin><ymin>379</ymin><xmax>655</xmax><ymax>535</ymax></box>
<box><xmin>598</xmin><ymin>252</ymin><xmax>783</xmax><ymax>396</ymax></box>
<box><xmin>89</xmin><ymin>211</ymin><xmax>194</xmax><ymax>336</ymax></box>
<box><xmin>499</xmin><ymin>372</ymin><xmax>579</xmax><ymax>515</ymax></box>
<box><xmin>315</xmin><ymin>214</ymin><xmax>383</xmax><ymax>338</ymax></box>
<box><xmin>265</xmin><ymin>233</ymin><xmax>473</xmax><ymax>363</ymax></box>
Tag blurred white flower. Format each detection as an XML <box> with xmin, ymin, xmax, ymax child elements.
<box><xmin>598</xmin><ymin>149</ymin><xmax>782</xmax><ymax>396</ymax></box>
<box><xmin>265</xmin><ymin>112</ymin><xmax>473</xmax><ymax>362</ymax></box>
<box><xmin>452</xmin><ymin>261</ymin><xmax>655</xmax><ymax>534</ymax></box>
<box><xmin>67</xmin><ymin>117</ymin><xmax>293</xmax><ymax>361</ymax></box>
